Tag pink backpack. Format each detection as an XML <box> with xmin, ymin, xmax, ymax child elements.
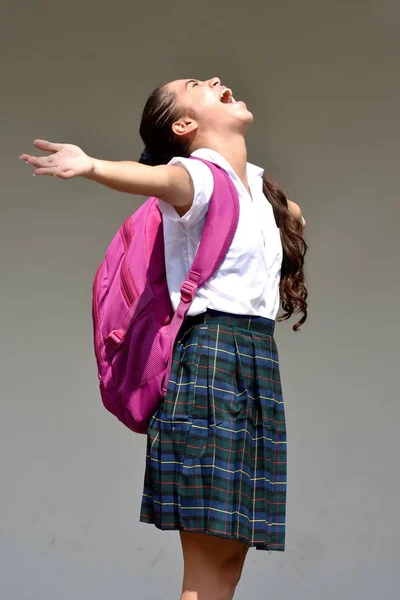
<box><xmin>92</xmin><ymin>159</ymin><xmax>239</xmax><ymax>433</ymax></box>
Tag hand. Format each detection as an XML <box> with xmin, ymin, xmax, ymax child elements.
<box><xmin>20</xmin><ymin>139</ymin><xmax>94</xmax><ymax>179</ymax></box>
<box><xmin>288</xmin><ymin>199</ymin><xmax>306</xmax><ymax>227</ymax></box>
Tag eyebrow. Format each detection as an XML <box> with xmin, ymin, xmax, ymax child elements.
<box><xmin>185</xmin><ymin>79</ymin><xmax>198</xmax><ymax>89</ymax></box>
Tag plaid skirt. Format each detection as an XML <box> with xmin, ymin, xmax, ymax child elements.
<box><xmin>140</xmin><ymin>310</ymin><xmax>287</xmax><ymax>551</ymax></box>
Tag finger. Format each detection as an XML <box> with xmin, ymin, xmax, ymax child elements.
<box><xmin>20</xmin><ymin>154</ymin><xmax>43</xmax><ymax>162</ymax></box>
<box><xmin>25</xmin><ymin>155</ymin><xmax>54</xmax><ymax>168</ymax></box>
<box><xmin>33</xmin><ymin>168</ymin><xmax>58</xmax><ymax>177</ymax></box>
<box><xmin>33</xmin><ymin>168</ymin><xmax>72</xmax><ymax>179</ymax></box>
<box><xmin>33</xmin><ymin>139</ymin><xmax>63</xmax><ymax>153</ymax></box>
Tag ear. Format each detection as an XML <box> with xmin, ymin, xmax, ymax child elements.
<box><xmin>172</xmin><ymin>117</ymin><xmax>198</xmax><ymax>138</ymax></box>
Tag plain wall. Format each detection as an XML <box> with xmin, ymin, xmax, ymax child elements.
<box><xmin>1</xmin><ymin>1</ymin><xmax>399</xmax><ymax>598</ymax></box>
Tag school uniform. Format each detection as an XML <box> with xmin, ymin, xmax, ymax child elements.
<box><xmin>140</xmin><ymin>149</ymin><xmax>287</xmax><ymax>551</ymax></box>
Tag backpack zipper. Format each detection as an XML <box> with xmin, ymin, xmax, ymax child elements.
<box><xmin>119</xmin><ymin>219</ymin><xmax>138</xmax><ymax>306</ymax></box>
<box><xmin>121</xmin><ymin>261</ymin><xmax>136</xmax><ymax>306</ymax></box>
<box><xmin>92</xmin><ymin>263</ymin><xmax>103</xmax><ymax>364</ymax></box>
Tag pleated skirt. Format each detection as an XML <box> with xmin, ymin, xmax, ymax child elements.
<box><xmin>140</xmin><ymin>309</ymin><xmax>287</xmax><ymax>551</ymax></box>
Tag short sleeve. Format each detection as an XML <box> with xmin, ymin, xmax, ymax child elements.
<box><xmin>157</xmin><ymin>157</ymin><xmax>214</xmax><ymax>228</ymax></box>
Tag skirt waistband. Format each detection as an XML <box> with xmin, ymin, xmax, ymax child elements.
<box><xmin>181</xmin><ymin>309</ymin><xmax>275</xmax><ymax>336</ymax></box>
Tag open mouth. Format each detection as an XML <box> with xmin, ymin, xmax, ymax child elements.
<box><xmin>219</xmin><ymin>88</ymin><xmax>236</xmax><ymax>103</ymax></box>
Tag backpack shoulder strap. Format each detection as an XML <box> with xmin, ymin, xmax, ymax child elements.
<box><xmin>168</xmin><ymin>158</ymin><xmax>240</xmax><ymax>341</ymax></box>
<box><xmin>189</xmin><ymin>158</ymin><xmax>239</xmax><ymax>286</ymax></box>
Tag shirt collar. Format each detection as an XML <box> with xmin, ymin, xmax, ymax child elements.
<box><xmin>191</xmin><ymin>148</ymin><xmax>264</xmax><ymax>180</ymax></box>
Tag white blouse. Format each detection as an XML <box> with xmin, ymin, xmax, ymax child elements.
<box><xmin>157</xmin><ymin>148</ymin><xmax>283</xmax><ymax>320</ymax></box>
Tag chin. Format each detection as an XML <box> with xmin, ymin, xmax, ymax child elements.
<box><xmin>234</xmin><ymin>102</ymin><xmax>253</xmax><ymax>122</ymax></box>
<box><xmin>245</xmin><ymin>110</ymin><xmax>254</xmax><ymax>124</ymax></box>
<box><xmin>238</xmin><ymin>108</ymin><xmax>254</xmax><ymax>131</ymax></box>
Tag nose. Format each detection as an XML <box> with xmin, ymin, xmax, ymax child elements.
<box><xmin>208</xmin><ymin>77</ymin><xmax>221</xmax><ymax>88</ymax></box>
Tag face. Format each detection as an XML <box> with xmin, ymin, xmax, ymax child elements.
<box><xmin>167</xmin><ymin>77</ymin><xmax>253</xmax><ymax>139</ymax></box>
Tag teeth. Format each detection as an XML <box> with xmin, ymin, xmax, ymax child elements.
<box><xmin>220</xmin><ymin>88</ymin><xmax>233</xmax><ymax>102</ymax></box>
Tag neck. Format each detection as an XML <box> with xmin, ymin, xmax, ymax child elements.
<box><xmin>193</xmin><ymin>134</ymin><xmax>249</xmax><ymax>191</ymax></box>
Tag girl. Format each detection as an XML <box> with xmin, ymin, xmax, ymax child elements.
<box><xmin>21</xmin><ymin>77</ymin><xmax>307</xmax><ymax>600</ymax></box>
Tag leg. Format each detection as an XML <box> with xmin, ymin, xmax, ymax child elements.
<box><xmin>179</xmin><ymin>531</ymin><xmax>249</xmax><ymax>600</ymax></box>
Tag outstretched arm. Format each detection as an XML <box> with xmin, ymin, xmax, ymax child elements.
<box><xmin>20</xmin><ymin>139</ymin><xmax>194</xmax><ymax>208</ymax></box>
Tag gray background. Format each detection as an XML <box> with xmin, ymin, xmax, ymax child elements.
<box><xmin>1</xmin><ymin>0</ymin><xmax>399</xmax><ymax>598</ymax></box>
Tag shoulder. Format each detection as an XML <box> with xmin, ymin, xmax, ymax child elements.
<box><xmin>287</xmin><ymin>199</ymin><xmax>306</xmax><ymax>227</ymax></box>
<box><xmin>169</xmin><ymin>156</ymin><xmax>214</xmax><ymax>185</ymax></box>
<box><xmin>157</xmin><ymin>156</ymin><xmax>214</xmax><ymax>225</ymax></box>
<box><xmin>168</xmin><ymin>156</ymin><xmax>215</xmax><ymax>202</ymax></box>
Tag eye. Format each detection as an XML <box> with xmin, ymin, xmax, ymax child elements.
<box><xmin>192</xmin><ymin>81</ymin><xmax>199</xmax><ymax>87</ymax></box>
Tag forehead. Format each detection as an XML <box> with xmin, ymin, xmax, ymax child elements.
<box><xmin>167</xmin><ymin>79</ymin><xmax>197</xmax><ymax>95</ymax></box>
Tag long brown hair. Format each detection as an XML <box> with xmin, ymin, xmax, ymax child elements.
<box><xmin>139</xmin><ymin>84</ymin><xmax>308</xmax><ymax>330</ymax></box>
<box><xmin>263</xmin><ymin>176</ymin><xmax>308</xmax><ymax>330</ymax></box>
